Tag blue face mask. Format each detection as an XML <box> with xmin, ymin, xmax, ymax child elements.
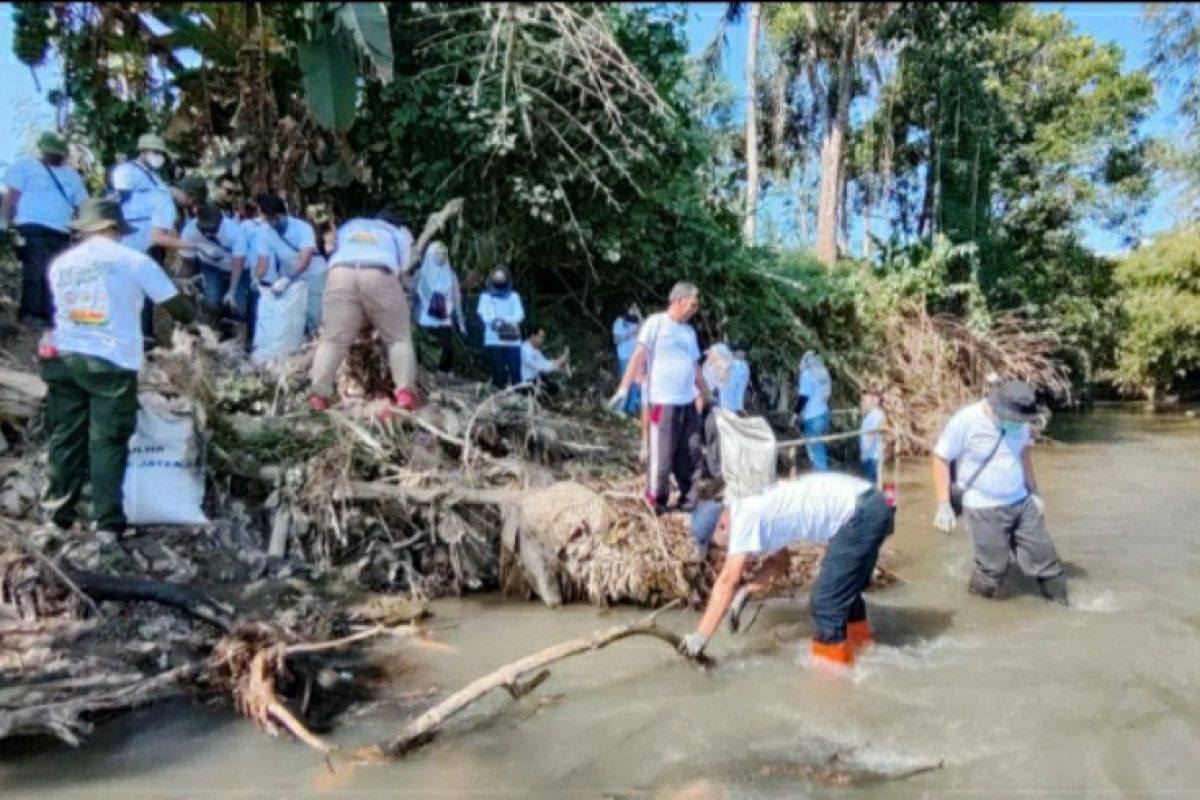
<box><xmin>999</xmin><ymin>420</ymin><xmax>1024</xmax><ymax>436</ymax></box>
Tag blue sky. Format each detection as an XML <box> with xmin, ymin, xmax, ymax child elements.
<box><xmin>1</xmin><ymin>3</ymin><xmax>1182</xmax><ymax>254</ymax></box>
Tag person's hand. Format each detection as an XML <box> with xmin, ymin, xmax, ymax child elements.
<box><xmin>695</xmin><ymin>394</ymin><xmax>707</xmax><ymax>414</ymax></box>
<box><xmin>1030</xmin><ymin>493</ymin><xmax>1045</xmax><ymax>517</ymax></box>
<box><xmin>606</xmin><ymin>388</ymin><xmax>628</xmax><ymax>410</ymax></box>
<box><xmin>271</xmin><ymin>276</ymin><xmax>291</xmax><ymax>295</ymax></box>
<box><xmin>677</xmin><ymin>631</ymin><xmax>708</xmax><ymax>658</ymax></box>
<box><xmin>934</xmin><ymin>500</ymin><xmax>957</xmax><ymax>536</ymax></box>
<box><xmin>221</xmin><ymin>288</ymin><xmax>238</xmax><ymax>311</ymax></box>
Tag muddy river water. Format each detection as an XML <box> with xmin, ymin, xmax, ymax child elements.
<box><xmin>2</xmin><ymin>409</ymin><xmax>1199</xmax><ymax>798</ymax></box>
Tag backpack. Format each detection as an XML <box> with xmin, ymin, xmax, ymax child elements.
<box><xmin>427</xmin><ymin>291</ymin><xmax>449</xmax><ymax>320</ymax></box>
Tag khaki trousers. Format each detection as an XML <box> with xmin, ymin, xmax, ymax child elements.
<box><xmin>309</xmin><ymin>267</ymin><xmax>417</xmax><ymax>398</ymax></box>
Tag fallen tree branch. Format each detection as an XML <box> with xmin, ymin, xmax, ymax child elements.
<box><xmin>60</xmin><ymin>566</ymin><xmax>236</xmax><ymax>633</ymax></box>
<box><xmin>353</xmin><ymin>601</ymin><xmax>710</xmax><ymax>760</ymax></box>
<box><xmin>333</xmin><ymin>481</ymin><xmax>514</xmax><ymax>507</ymax></box>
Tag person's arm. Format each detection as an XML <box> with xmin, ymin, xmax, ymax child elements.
<box><xmin>151</xmin><ymin>227</ymin><xmax>188</xmax><ymax>250</ymax></box>
<box><xmin>150</xmin><ymin>194</ymin><xmax>185</xmax><ymax>249</ymax></box>
<box><xmin>228</xmin><ymin>256</ymin><xmax>245</xmax><ymax>292</ymax></box>
<box><xmin>694</xmin><ymin>369</ymin><xmax>710</xmax><ymax>413</ymax></box>
<box><xmin>511</xmin><ymin>294</ymin><xmax>525</xmax><ymax>325</ymax></box>
<box><xmin>290</xmin><ymin>247</ymin><xmax>315</xmax><ymax>278</ymax></box>
<box><xmin>617</xmin><ymin>344</ymin><xmax>648</xmax><ymax>394</ymax></box>
<box><xmin>932</xmin><ymin>455</ymin><xmax>952</xmax><ymax>504</ymax></box>
<box><xmin>695</xmin><ymin>553</ymin><xmax>748</xmax><ymax>638</ymax></box>
<box><xmin>255</xmin><ymin>253</ymin><xmax>270</xmax><ymax>281</ymax></box>
<box><xmin>1</xmin><ymin>187</ymin><xmax>20</xmax><ymax>224</ymax></box>
<box><xmin>1021</xmin><ymin>447</ymin><xmax>1038</xmax><ymax>495</ymax></box>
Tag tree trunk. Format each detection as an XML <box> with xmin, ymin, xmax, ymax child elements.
<box><xmin>815</xmin><ymin>10</ymin><xmax>859</xmax><ymax>266</ymax></box>
<box><xmin>918</xmin><ymin>90</ymin><xmax>940</xmax><ymax>240</ymax></box>
<box><xmin>742</xmin><ymin>3</ymin><xmax>762</xmax><ymax>245</ymax></box>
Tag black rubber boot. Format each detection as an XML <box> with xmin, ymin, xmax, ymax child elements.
<box><xmin>967</xmin><ymin>572</ymin><xmax>999</xmax><ymax>599</ymax></box>
<box><xmin>1039</xmin><ymin>575</ymin><xmax>1070</xmax><ymax>607</ymax></box>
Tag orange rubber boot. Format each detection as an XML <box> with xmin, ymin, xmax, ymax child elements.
<box><xmin>810</xmin><ymin>638</ymin><xmax>855</xmax><ymax>671</ymax></box>
<box><xmin>847</xmin><ymin>619</ymin><xmax>874</xmax><ymax>653</ymax></box>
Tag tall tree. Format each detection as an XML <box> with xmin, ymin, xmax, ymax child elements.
<box><xmin>1144</xmin><ymin>3</ymin><xmax>1200</xmax><ymax>218</ymax></box>
<box><xmin>743</xmin><ymin>3</ymin><xmax>762</xmax><ymax>243</ymax></box>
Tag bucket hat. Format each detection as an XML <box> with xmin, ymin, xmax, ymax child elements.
<box><xmin>136</xmin><ymin>132</ymin><xmax>173</xmax><ymax>156</ymax></box>
<box><xmin>36</xmin><ymin>131</ymin><xmax>68</xmax><ymax>157</ymax></box>
<box><xmin>70</xmin><ymin>197</ymin><xmax>134</xmax><ymax>236</ymax></box>
<box><xmin>987</xmin><ymin>379</ymin><xmax>1041</xmax><ymax>424</ymax></box>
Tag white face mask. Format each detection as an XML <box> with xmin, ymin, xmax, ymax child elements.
<box><xmin>145</xmin><ymin>152</ymin><xmax>166</xmax><ymax>170</ymax></box>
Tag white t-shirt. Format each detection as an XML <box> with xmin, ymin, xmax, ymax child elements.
<box><xmin>720</xmin><ymin>359</ymin><xmax>750</xmax><ymax>412</ymax></box>
<box><xmin>476</xmin><ymin>291</ymin><xmax>525</xmax><ymax>348</ymax></box>
<box><xmin>48</xmin><ymin>236</ymin><xmax>179</xmax><ymax>371</ymax></box>
<box><xmin>328</xmin><ymin>218</ymin><xmax>409</xmax><ymax>274</ymax></box>
<box><xmin>415</xmin><ymin>261</ymin><xmax>460</xmax><ymax>328</ymax></box>
<box><xmin>728</xmin><ymin>473</ymin><xmax>872</xmax><ymax>555</ymax></box>
<box><xmin>933</xmin><ymin>400</ymin><xmax>1031</xmax><ymax>509</ymax></box>
<box><xmin>3</xmin><ymin>157</ymin><xmax>87</xmax><ymax>232</ymax></box>
<box><xmin>180</xmin><ymin>215</ymin><xmax>248</xmax><ymax>272</ymax></box>
<box><xmin>637</xmin><ymin>312</ymin><xmax>701</xmax><ymax>406</ymax></box>
<box><xmin>520</xmin><ymin>341</ymin><xmax>558</xmax><ymax>383</ymax></box>
<box><xmin>255</xmin><ymin>217</ymin><xmax>319</xmax><ymax>283</ymax></box>
<box><xmin>612</xmin><ymin>316</ymin><xmax>640</xmax><ymax>361</ymax></box>
<box><xmin>860</xmin><ymin>408</ymin><xmax>886</xmax><ymax>462</ymax></box>
<box><xmin>111</xmin><ymin>161</ymin><xmax>176</xmax><ymax>254</ymax></box>
<box><xmin>798</xmin><ymin>367</ymin><xmax>831</xmax><ymax>419</ymax></box>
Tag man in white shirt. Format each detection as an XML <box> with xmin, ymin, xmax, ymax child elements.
<box><xmin>42</xmin><ymin>198</ymin><xmax>194</xmax><ymax>536</ymax></box>
<box><xmin>519</xmin><ymin>326</ymin><xmax>568</xmax><ymax>397</ymax></box>
<box><xmin>252</xmin><ymin>193</ymin><xmax>324</xmax><ymax>335</ymax></box>
<box><xmin>678</xmin><ymin>472</ymin><xmax>894</xmax><ymax>670</ymax></box>
<box><xmin>611</xmin><ymin>303</ymin><xmax>643</xmax><ymax>415</ymax></box>
<box><xmin>1</xmin><ymin>132</ymin><xmax>88</xmax><ymax>327</ymax></box>
<box><xmin>181</xmin><ymin>202</ymin><xmax>249</xmax><ymax>321</ymax></box>
<box><xmin>610</xmin><ymin>282</ymin><xmax>710</xmax><ymax>514</ymax></box>
<box><xmin>859</xmin><ymin>388</ymin><xmax>886</xmax><ymax>485</ymax></box>
<box><xmin>932</xmin><ymin>379</ymin><xmax>1067</xmax><ymax>605</ymax></box>
<box><xmin>308</xmin><ymin>212</ymin><xmax>421</xmax><ymax>413</ymax></box>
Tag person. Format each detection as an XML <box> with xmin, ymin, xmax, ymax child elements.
<box><xmin>702</xmin><ymin>342</ymin><xmax>752</xmax><ymax>479</ymax></box>
<box><xmin>1</xmin><ymin>131</ymin><xmax>88</xmax><ymax>327</ymax></box>
<box><xmin>41</xmin><ymin>198</ymin><xmax>194</xmax><ymax>536</ymax></box>
<box><xmin>308</xmin><ymin>212</ymin><xmax>421</xmax><ymax>412</ymax></box>
<box><xmin>859</xmin><ymin>388</ymin><xmax>886</xmax><ymax>485</ymax></box>
<box><xmin>110</xmin><ymin>132</ymin><xmax>189</xmax><ymax>339</ymax></box>
<box><xmin>520</xmin><ymin>326</ymin><xmax>568</xmax><ymax>396</ymax></box>
<box><xmin>932</xmin><ymin>379</ymin><xmax>1068</xmax><ymax>605</ymax></box>
<box><xmin>252</xmin><ymin>193</ymin><xmax>325</xmax><ymax>336</ymax></box>
<box><xmin>173</xmin><ymin>174</ymin><xmax>208</xmax><ymax>222</ymax></box>
<box><xmin>476</xmin><ymin>267</ymin><xmax>525</xmax><ymax>389</ymax></box>
<box><xmin>238</xmin><ymin>199</ymin><xmax>268</xmax><ymax>349</ymax></box>
<box><xmin>414</xmin><ymin>240</ymin><xmax>467</xmax><ymax>371</ymax></box>
<box><xmin>611</xmin><ymin>303</ymin><xmax>643</xmax><ymax>415</ymax></box>
<box><xmin>609</xmin><ymin>281</ymin><xmax>709</xmax><ymax>514</ymax></box>
<box><xmin>181</xmin><ymin>201</ymin><xmax>249</xmax><ymax>322</ymax></box>
<box><xmin>679</xmin><ymin>472</ymin><xmax>895</xmax><ymax>669</ymax></box>
<box><xmin>794</xmin><ymin>350</ymin><xmax>833</xmax><ymax>471</ymax></box>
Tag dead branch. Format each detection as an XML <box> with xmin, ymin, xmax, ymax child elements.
<box><xmin>62</xmin><ymin>565</ymin><xmax>236</xmax><ymax>633</ymax></box>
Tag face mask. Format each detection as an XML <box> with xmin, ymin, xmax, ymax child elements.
<box><xmin>145</xmin><ymin>152</ymin><xmax>166</xmax><ymax>170</ymax></box>
<box><xmin>999</xmin><ymin>420</ymin><xmax>1023</xmax><ymax>436</ymax></box>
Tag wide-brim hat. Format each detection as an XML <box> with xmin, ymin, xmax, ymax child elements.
<box><xmin>70</xmin><ymin>197</ymin><xmax>134</xmax><ymax>236</ymax></box>
<box><xmin>136</xmin><ymin>132</ymin><xmax>174</xmax><ymax>157</ymax></box>
<box><xmin>690</xmin><ymin>500</ymin><xmax>725</xmax><ymax>558</ymax></box>
<box><xmin>987</xmin><ymin>379</ymin><xmax>1041</xmax><ymax>424</ymax></box>
<box><xmin>36</xmin><ymin>131</ymin><xmax>68</xmax><ymax>157</ymax></box>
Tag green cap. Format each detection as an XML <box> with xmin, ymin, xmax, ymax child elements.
<box><xmin>176</xmin><ymin>174</ymin><xmax>208</xmax><ymax>194</ymax></box>
<box><xmin>36</xmin><ymin>131</ymin><xmax>68</xmax><ymax>157</ymax></box>
<box><xmin>70</xmin><ymin>197</ymin><xmax>134</xmax><ymax>236</ymax></box>
<box><xmin>136</xmin><ymin>132</ymin><xmax>172</xmax><ymax>156</ymax></box>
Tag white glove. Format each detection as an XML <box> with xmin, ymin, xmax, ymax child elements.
<box><xmin>221</xmin><ymin>288</ymin><xmax>238</xmax><ymax>310</ymax></box>
<box><xmin>934</xmin><ymin>500</ymin><xmax>957</xmax><ymax>536</ymax></box>
<box><xmin>271</xmin><ymin>276</ymin><xmax>292</xmax><ymax>295</ymax></box>
<box><xmin>677</xmin><ymin>631</ymin><xmax>709</xmax><ymax>658</ymax></box>
<box><xmin>1030</xmin><ymin>493</ymin><xmax>1045</xmax><ymax>516</ymax></box>
<box><xmin>606</xmin><ymin>388</ymin><xmax>628</xmax><ymax>410</ymax></box>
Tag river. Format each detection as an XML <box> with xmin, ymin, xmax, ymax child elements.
<box><xmin>2</xmin><ymin>409</ymin><xmax>1199</xmax><ymax>798</ymax></box>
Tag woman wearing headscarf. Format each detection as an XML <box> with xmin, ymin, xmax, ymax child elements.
<box><xmin>476</xmin><ymin>266</ymin><xmax>524</xmax><ymax>388</ymax></box>
<box><xmin>795</xmin><ymin>350</ymin><xmax>833</xmax><ymax>471</ymax></box>
<box><xmin>415</xmin><ymin>241</ymin><xmax>466</xmax><ymax>372</ymax></box>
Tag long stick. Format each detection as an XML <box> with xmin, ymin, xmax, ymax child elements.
<box><xmin>354</xmin><ymin>601</ymin><xmax>709</xmax><ymax>760</ymax></box>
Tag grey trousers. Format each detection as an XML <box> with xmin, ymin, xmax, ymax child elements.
<box><xmin>646</xmin><ymin>403</ymin><xmax>704</xmax><ymax>508</ymax></box>
<box><xmin>964</xmin><ymin>496</ymin><xmax>1065</xmax><ymax>595</ymax></box>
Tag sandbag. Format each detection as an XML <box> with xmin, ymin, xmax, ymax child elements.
<box><xmin>251</xmin><ymin>282</ymin><xmax>309</xmax><ymax>365</ymax></box>
<box><xmin>714</xmin><ymin>408</ymin><xmax>776</xmax><ymax>501</ymax></box>
<box><xmin>123</xmin><ymin>393</ymin><xmax>208</xmax><ymax>525</ymax></box>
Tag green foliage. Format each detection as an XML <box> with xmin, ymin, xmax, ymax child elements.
<box><xmin>13</xmin><ymin>3</ymin><xmax>54</xmax><ymax>68</ymax></box>
<box><xmin>1111</xmin><ymin>226</ymin><xmax>1200</xmax><ymax>394</ymax></box>
<box><xmin>297</xmin><ymin>28</ymin><xmax>359</xmax><ymax>132</ymax></box>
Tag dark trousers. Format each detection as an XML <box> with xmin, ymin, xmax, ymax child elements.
<box><xmin>485</xmin><ymin>345</ymin><xmax>521</xmax><ymax>389</ymax></box>
<box><xmin>200</xmin><ymin>263</ymin><xmax>250</xmax><ymax>321</ymax></box>
<box><xmin>646</xmin><ymin>402</ymin><xmax>704</xmax><ymax>508</ymax></box>
<box><xmin>810</xmin><ymin>489</ymin><xmax>895</xmax><ymax>644</ymax></box>
<box><xmin>41</xmin><ymin>354</ymin><xmax>140</xmax><ymax>531</ymax></box>
<box><xmin>426</xmin><ymin>325</ymin><xmax>454</xmax><ymax>371</ymax></box>
<box><xmin>15</xmin><ymin>225</ymin><xmax>70</xmax><ymax>324</ymax></box>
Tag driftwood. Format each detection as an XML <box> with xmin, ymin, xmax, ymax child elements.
<box><xmin>354</xmin><ymin>601</ymin><xmax>710</xmax><ymax>761</ymax></box>
<box><xmin>61</xmin><ymin>565</ymin><xmax>237</xmax><ymax>633</ymax></box>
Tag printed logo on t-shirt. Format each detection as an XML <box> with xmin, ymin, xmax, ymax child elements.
<box><xmin>58</xmin><ymin>263</ymin><xmax>112</xmax><ymax>327</ymax></box>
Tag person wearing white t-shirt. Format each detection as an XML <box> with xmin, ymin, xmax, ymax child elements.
<box><xmin>308</xmin><ymin>212</ymin><xmax>422</xmax><ymax>413</ymax></box>
<box><xmin>858</xmin><ymin>389</ymin><xmax>886</xmax><ymax>485</ymax></box>
<box><xmin>414</xmin><ymin>241</ymin><xmax>467</xmax><ymax>371</ymax></box>
<box><xmin>794</xmin><ymin>350</ymin><xmax>833</xmax><ymax>471</ymax></box>
<box><xmin>611</xmin><ymin>303</ymin><xmax>643</xmax><ymax>415</ymax></box>
<box><xmin>42</xmin><ymin>198</ymin><xmax>194</xmax><ymax>537</ymax></box>
<box><xmin>609</xmin><ymin>282</ymin><xmax>711</xmax><ymax>514</ymax></box>
<box><xmin>181</xmin><ymin>202</ymin><xmax>249</xmax><ymax>320</ymax></box>
<box><xmin>679</xmin><ymin>473</ymin><xmax>895</xmax><ymax>669</ymax></box>
<box><xmin>932</xmin><ymin>379</ymin><xmax>1067</xmax><ymax>605</ymax></box>
<box><xmin>1</xmin><ymin>132</ymin><xmax>88</xmax><ymax>327</ymax></box>
<box><xmin>476</xmin><ymin>267</ymin><xmax>525</xmax><ymax>388</ymax></box>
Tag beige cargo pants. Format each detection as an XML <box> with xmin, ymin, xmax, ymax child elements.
<box><xmin>309</xmin><ymin>266</ymin><xmax>417</xmax><ymax>399</ymax></box>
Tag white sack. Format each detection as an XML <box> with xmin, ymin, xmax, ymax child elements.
<box><xmin>715</xmin><ymin>408</ymin><xmax>777</xmax><ymax>501</ymax></box>
<box><xmin>123</xmin><ymin>393</ymin><xmax>208</xmax><ymax>525</ymax></box>
<box><xmin>251</xmin><ymin>282</ymin><xmax>308</xmax><ymax>365</ymax></box>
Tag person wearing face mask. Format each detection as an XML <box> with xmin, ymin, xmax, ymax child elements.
<box><xmin>252</xmin><ymin>193</ymin><xmax>324</xmax><ymax>335</ymax></box>
<box><xmin>611</xmin><ymin>303</ymin><xmax>643</xmax><ymax>416</ymax></box>
<box><xmin>794</xmin><ymin>350</ymin><xmax>833</xmax><ymax>471</ymax></box>
<box><xmin>1</xmin><ymin>132</ymin><xmax>88</xmax><ymax>328</ymax></box>
<box><xmin>476</xmin><ymin>267</ymin><xmax>525</xmax><ymax>389</ymax></box>
<box><xmin>609</xmin><ymin>282</ymin><xmax>711</xmax><ymax>515</ymax></box>
<box><xmin>181</xmin><ymin>201</ymin><xmax>249</xmax><ymax>323</ymax></box>
<box><xmin>109</xmin><ymin>133</ymin><xmax>189</xmax><ymax>340</ymax></box>
<box><xmin>932</xmin><ymin>379</ymin><xmax>1068</xmax><ymax>605</ymax></box>
<box><xmin>414</xmin><ymin>240</ymin><xmax>466</xmax><ymax>372</ymax></box>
